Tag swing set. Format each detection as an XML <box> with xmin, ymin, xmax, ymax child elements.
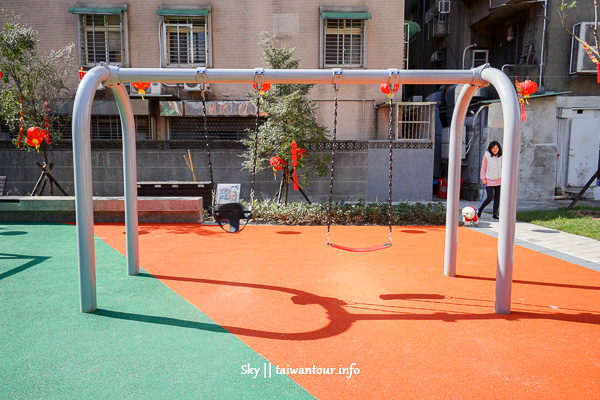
<box><xmin>72</xmin><ymin>64</ymin><xmax>521</xmax><ymax>315</ymax></box>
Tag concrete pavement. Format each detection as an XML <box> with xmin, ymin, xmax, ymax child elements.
<box><xmin>458</xmin><ymin>199</ymin><xmax>600</xmax><ymax>273</ymax></box>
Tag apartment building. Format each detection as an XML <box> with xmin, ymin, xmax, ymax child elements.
<box><xmin>405</xmin><ymin>0</ymin><xmax>600</xmax><ymax>201</ymax></box>
<box><xmin>1</xmin><ymin>1</ymin><xmax>441</xmax><ymax>202</ymax></box>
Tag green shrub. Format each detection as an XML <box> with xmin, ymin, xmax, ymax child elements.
<box><xmin>205</xmin><ymin>200</ymin><xmax>446</xmax><ymax>226</ymax></box>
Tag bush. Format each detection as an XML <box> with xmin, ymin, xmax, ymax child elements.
<box><xmin>205</xmin><ymin>200</ymin><xmax>446</xmax><ymax>226</ymax></box>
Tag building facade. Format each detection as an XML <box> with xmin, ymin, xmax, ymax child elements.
<box><xmin>405</xmin><ymin>0</ymin><xmax>600</xmax><ymax>200</ymax></box>
<box><xmin>1</xmin><ymin>0</ymin><xmax>441</xmax><ymax>202</ymax></box>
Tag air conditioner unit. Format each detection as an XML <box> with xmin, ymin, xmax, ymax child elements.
<box><xmin>569</xmin><ymin>22</ymin><xmax>599</xmax><ymax>75</ymax></box>
<box><xmin>431</xmin><ymin>51</ymin><xmax>444</xmax><ymax>62</ymax></box>
<box><xmin>130</xmin><ymin>82</ymin><xmax>164</xmax><ymax>96</ymax></box>
<box><xmin>183</xmin><ymin>82</ymin><xmax>209</xmax><ymax>91</ymax></box>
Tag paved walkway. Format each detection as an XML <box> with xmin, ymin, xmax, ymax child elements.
<box><xmin>458</xmin><ymin>199</ymin><xmax>600</xmax><ymax>273</ymax></box>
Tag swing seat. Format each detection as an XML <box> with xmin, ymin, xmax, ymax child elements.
<box><xmin>327</xmin><ymin>242</ymin><xmax>391</xmax><ymax>252</ymax></box>
<box><xmin>213</xmin><ymin>203</ymin><xmax>252</xmax><ymax>233</ymax></box>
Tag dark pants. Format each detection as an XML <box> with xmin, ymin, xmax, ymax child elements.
<box><xmin>480</xmin><ymin>185</ymin><xmax>501</xmax><ymax>216</ymax></box>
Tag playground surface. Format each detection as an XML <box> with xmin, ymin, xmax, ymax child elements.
<box><xmin>1</xmin><ymin>221</ymin><xmax>599</xmax><ymax>399</ymax></box>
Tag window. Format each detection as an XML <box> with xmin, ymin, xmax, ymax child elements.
<box><xmin>321</xmin><ymin>11</ymin><xmax>371</xmax><ymax>68</ymax></box>
<box><xmin>163</xmin><ymin>17</ymin><xmax>207</xmax><ymax>66</ymax></box>
<box><xmin>157</xmin><ymin>9</ymin><xmax>211</xmax><ymax>67</ymax></box>
<box><xmin>68</xmin><ymin>8</ymin><xmax>127</xmax><ymax>67</ymax></box>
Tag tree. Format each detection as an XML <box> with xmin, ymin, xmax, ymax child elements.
<box><xmin>558</xmin><ymin>0</ymin><xmax>600</xmax><ymax>60</ymax></box>
<box><xmin>0</xmin><ymin>12</ymin><xmax>74</xmax><ymax>195</ymax></box>
<box><xmin>241</xmin><ymin>33</ymin><xmax>330</xmax><ymax>205</ymax></box>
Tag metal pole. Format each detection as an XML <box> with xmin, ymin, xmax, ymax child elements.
<box><xmin>72</xmin><ymin>65</ymin><xmax>110</xmax><ymax>313</ymax></box>
<box><xmin>444</xmin><ymin>84</ymin><xmax>478</xmax><ymax>277</ymax></box>
<box><xmin>111</xmin><ymin>83</ymin><xmax>140</xmax><ymax>276</ymax></box>
<box><xmin>106</xmin><ymin>66</ymin><xmax>487</xmax><ymax>86</ymax></box>
<box><xmin>481</xmin><ymin>68</ymin><xmax>521</xmax><ymax>314</ymax></box>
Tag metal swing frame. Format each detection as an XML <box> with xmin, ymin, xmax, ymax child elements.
<box><xmin>73</xmin><ymin>64</ymin><xmax>521</xmax><ymax>315</ymax></box>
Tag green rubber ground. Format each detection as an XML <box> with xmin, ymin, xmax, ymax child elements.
<box><xmin>0</xmin><ymin>223</ymin><xmax>314</xmax><ymax>399</ymax></box>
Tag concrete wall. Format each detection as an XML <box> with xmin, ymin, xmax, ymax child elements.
<box><xmin>0</xmin><ymin>144</ymin><xmax>434</xmax><ymax>202</ymax></box>
<box><xmin>487</xmin><ymin>96</ymin><xmax>558</xmax><ymax>201</ymax></box>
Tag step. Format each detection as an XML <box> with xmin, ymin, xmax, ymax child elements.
<box><xmin>0</xmin><ymin>196</ymin><xmax>203</xmax><ymax>223</ymax></box>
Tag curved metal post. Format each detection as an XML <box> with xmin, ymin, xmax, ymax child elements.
<box><xmin>72</xmin><ymin>65</ymin><xmax>110</xmax><ymax>312</ymax></box>
<box><xmin>111</xmin><ymin>83</ymin><xmax>139</xmax><ymax>276</ymax></box>
<box><xmin>481</xmin><ymin>68</ymin><xmax>521</xmax><ymax>314</ymax></box>
<box><xmin>444</xmin><ymin>84</ymin><xmax>478</xmax><ymax>277</ymax></box>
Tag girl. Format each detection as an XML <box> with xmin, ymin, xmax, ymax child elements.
<box><xmin>478</xmin><ymin>141</ymin><xmax>503</xmax><ymax>219</ymax></box>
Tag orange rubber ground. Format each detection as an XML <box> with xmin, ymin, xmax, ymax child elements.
<box><xmin>95</xmin><ymin>224</ymin><xmax>600</xmax><ymax>399</ymax></box>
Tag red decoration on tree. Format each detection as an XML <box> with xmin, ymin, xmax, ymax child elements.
<box><xmin>291</xmin><ymin>141</ymin><xmax>300</xmax><ymax>191</ymax></box>
<box><xmin>44</xmin><ymin>100</ymin><xmax>50</xmax><ymax>144</ymax></box>
<box><xmin>270</xmin><ymin>156</ymin><xmax>285</xmax><ymax>180</ymax></box>
<box><xmin>26</xmin><ymin>127</ymin><xmax>47</xmax><ymax>152</ymax></box>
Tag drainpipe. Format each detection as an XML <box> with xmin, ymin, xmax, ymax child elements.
<box><xmin>462</xmin><ymin>44</ymin><xmax>477</xmax><ymax>69</ymax></box>
<box><xmin>538</xmin><ymin>0</ymin><xmax>548</xmax><ymax>92</ymax></box>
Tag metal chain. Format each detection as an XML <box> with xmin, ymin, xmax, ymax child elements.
<box><xmin>250</xmin><ymin>91</ymin><xmax>261</xmax><ymax>206</ymax></box>
<box><xmin>326</xmin><ymin>86</ymin><xmax>339</xmax><ymax>245</ymax></box>
<box><xmin>387</xmin><ymin>94</ymin><xmax>394</xmax><ymax>245</ymax></box>
<box><xmin>200</xmin><ymin>89</ymin><xmax>216</xmax><ymax>205</ymax></box>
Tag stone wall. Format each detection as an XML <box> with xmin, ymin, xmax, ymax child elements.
<box><xmin>0</xmin><ymin>142</ymin><xmax>433</xmax><ymax>202</ymax></box>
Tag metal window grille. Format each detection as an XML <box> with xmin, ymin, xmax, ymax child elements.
<box><xmin>168</xmin><ymin>117</ymin><xmax>263</xmax><ymax>141</ymax></box>
<box><xmin>53</xmin><ymin>116</ymin><xmax>150</xmax><ymax>140</ymax></box>
<box><xmin>163</xmin><ymin>17</ymin><xmax>207</xmax><ymax>67</ymax></box>
<box><xmin>79</xmin><ymin>14</ymin><xmax>123</xmax><ymax>66</ymax></box>
<box><xmin>396</xmin><ymin>102</ymin><xmax>435</xmax><ymax>141</ymax></box>
<box><xmin>324</xmin><ymin>19</ymin><xmax>365</xmax><ymax>68</ymax></box>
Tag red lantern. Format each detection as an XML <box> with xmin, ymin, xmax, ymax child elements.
<box><xmin>270</xmin><ymin>156</ymin><xmax>286</xmax><ymax>181</ymax></box>
<box><xmin>132</xmin><ymin>82</ymin><xmax>151</xmax><ymax>100</ymax></box>
<box><xmin>253</xmin><ymin>83</ymin><xmax>271</xmax><ymax>94</ymax></box>
<box><xmin>26</xmin><ymin>127</ymin><xmax>47</xmax><ymax>151</ymax></box>
<box><xmin>519</xmin><ymin>80</ymin><xmax>538</xmax><ymax>97</ymax></box>
<box><xmin>270</xmin><ymin>156</ymin><xmax>285</xmax><ymax>170</ymax></box>
<box><xmin>380</xmin><ymin>83</ymin><xmax>400</xmax><ymax>95</ymax></box>
<box><xmin>78</xmin><ymin>67</ymin><xmax>86</xmax><ymax>81</ymax></box>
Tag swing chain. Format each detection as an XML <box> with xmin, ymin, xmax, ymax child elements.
<box><xmin>387</xmin><ymin>93</ymin><xmax>394</xmax><ymax>245</ymax></box>
<box><xmin>250</xmin><ymin>91</ymin><xmax>262</xmax><ymax>206</ymax></box>
<box><xmin>200</xmin><ymin>89</ymin><xmax>216</xmax><ymax>205</ymax></box>
<box><xmin>326</xmin><ymin>85</ymin><xmax>340</xmax><ymax>246</ymax></box>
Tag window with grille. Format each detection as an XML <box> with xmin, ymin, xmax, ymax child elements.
<box><xmin>324</xmin><ymin>19</ymin><xmax>366</xmax><ymax>68</ymax></box>
<box><xmin>396</xmin><ymin>103</ymin><xmax>435</xmax><ymax>141</ymax></box>
<box><xmin>58</xmin><ymin>116</ymin><xmax>150</xmax><ymax>140</ymax></box>
<box><xmin>169</xmin><ymin>117</ymin><xmax>264</xmax><ymax>141</ymax></box>
<box><xmin>163</xmin><ymin>16</ymin><xmax>207</xmax><ymax>67</ymax></box>
<box><xmin>1</xmin><ymin>116</ymin><xmax>149</xmax><ymax>141</ymax></box>
<box><xmin>78</xmin><ymin>14</ymin><xmax>123</xmax><ymax>66</ymax></box>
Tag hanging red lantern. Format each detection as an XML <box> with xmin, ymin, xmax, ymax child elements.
<box><xmin>253</xmin><ymin>82</ymin><xmax>271</xmax><ymax>95</ymax></box>
<box><xmin>78</xmin><ymin>67</ymin><xmax>86</xmax><ymax>81</ymax></box>
<box><xmin>519</xmin><ymin>80</ymin><xmax>538</xmax><ymax>98</ymax></box>
<box><xmin>380</xmin><ymin>83</ymin><xmax>400</xmax><ymax>96</ymax></box>
<box><xmin>132</xmin><ymin>82</ymin><xmax>151</xmax><ymax>100</ymax></box>
<box><xmin>26</xmin><ymin>127</ymin><xmax>46</xmax><ymax>152</ymax></box>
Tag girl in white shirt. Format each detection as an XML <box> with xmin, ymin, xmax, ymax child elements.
<box><xmin>478</xmin><ymin>141</ymin><xmax>503</xmax><ymax>219</ymax></box>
